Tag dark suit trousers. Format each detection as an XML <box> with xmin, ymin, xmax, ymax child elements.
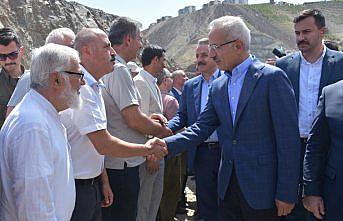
<box><xmin>102</xmin><ymin>166</ymin><xmax>140</xmax><ymax>221</ymax></box>
<box><xmin>195</xmin><ymin>143</ymin><xmax>221</xmax><ymax>221</ymax></box>
<box><xmin>219</xmin><ymin>168</ymin><xmax>283</xmax><ymax>221</ymax></box>
<box><xmin>71</xmin><ymin>178</ymin><xmax>102</xmax><ymax>221</ymax></box>
<box><xmin>286</xmin><ymin>139</ymin><xmax>320</xmax><ymax>221</ymax></box>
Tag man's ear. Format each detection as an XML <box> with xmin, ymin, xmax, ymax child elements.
<box><xmin>50</xmin><ymin>72</ymin><xmax>61</xmax><ymax>88</ymax></box>
<box><xmin>234</xmin><ymin>40</ymin><xmax>243</xmax><ymax>51</ymax></box>
<box><xmin>124</xmin><ymin>34</ymin><xmax>131</xmax><ymax>46</ymax></box>
<box><xmin>152</xmin><ymin>56</ymin><xmax>159</xmax><ymax>65</ymax></box>
<box><xmin>82</xmin><ymin>45</ymin><xmax>92</xmax><ymax>58</ymax></box>
<box><xmin>19</xmin><ymin>46</ymin><xmax>24</xmax><ymax>55</ymax></box>
<box><xmin>319</xmin><ymin>27</ymin><xmax>326</xmax><ymax>36</ymax></box>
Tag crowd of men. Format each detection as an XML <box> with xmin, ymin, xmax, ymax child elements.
<box><xmin>0</xmin><ymin>7</ymin><xmax>342</xmax><ymax>221</ymax></box>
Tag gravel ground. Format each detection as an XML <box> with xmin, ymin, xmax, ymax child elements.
<box><xmin>174</xmin><ymin>177</ymin><xmax>203</xmax><ymax>221</ymax></box>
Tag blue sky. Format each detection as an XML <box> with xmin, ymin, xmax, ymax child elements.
<box><xmin>70</xmin><ymin>0</ymin><xmax>323</xmax><ymax>29</ymax></box>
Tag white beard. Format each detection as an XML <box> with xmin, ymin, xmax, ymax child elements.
<box><xmin>61</xmin><ymin>80</ymin><xmax>83</xmax><ymax>110</ymax></box>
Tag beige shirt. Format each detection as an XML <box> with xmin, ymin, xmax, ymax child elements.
<box><xmin>101</xmin><ymin>55</ymin><xmax>145</xmax><ymax>169</ymax></box>
<box><xmin>134</xmin><ymin>69</ymin><xmax>163</xmax><ymax>116</ymax></box>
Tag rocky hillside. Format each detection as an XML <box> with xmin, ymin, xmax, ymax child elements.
<box><xmin>1</xmin><ymin>0</ymin><xmax>342</xmax><ymax>70</ymax></box>
<box><xmin>145</xmin><ymin>1</ymin><xmax>343</xmax><ymax>71</ymax></box>
<box><xmin>0</xmin><ymin>0</ymin><xmax>117</xmax><ymax>68</ymax></box>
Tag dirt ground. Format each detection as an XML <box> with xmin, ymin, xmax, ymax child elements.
<box><xmin>174</xmin><ymin>177</ymin><xmax>203</xmax><ymax>221</ymax></box>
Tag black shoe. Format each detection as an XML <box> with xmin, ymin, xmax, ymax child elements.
<box><xmin>175</xmin><ymin>206</ymin><xmax>187</xmax><ymax>214</ymax></box>
<box><xmin>189</xmin><ymin>210</ymin><xmax>203</xmax><ymax>221</ymax></box>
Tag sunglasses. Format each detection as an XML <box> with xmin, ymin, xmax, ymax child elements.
<box><xmin>0</xmin><ymin>50</ymin><xmax>20</xmax><ymax>61</ymax></box>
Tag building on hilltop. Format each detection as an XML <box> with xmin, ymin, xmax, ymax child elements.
<box><xmin>178</xmin><ymin>6</ymin><xmax>196</xmax><ymax>15</ymax></box>
<box><xmin>157</xmin><ymin>16</ymin><xmax>172</xmax><ymax>23</ymax></box>
<box><xmin>209</xmin><ymin>0</ymin><xmax>221</xmax><ymax>6</ymax></box>
<box><xmin>223</xmin><ymin>0</ymin><xmax>248</xmax><ymax>4</ymax></box>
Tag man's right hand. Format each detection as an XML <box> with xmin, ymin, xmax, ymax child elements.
<box><xmin>155</xmin><ymin>126</ymin><xmax>173</xmax><ymax>138</ymax></box>
<box><xmin>145</xmin><ymin>138</ymin><xmax>168</xmax><ymax>161</ymax></box>
<box><xmin>303</xmin><ymin>196</ymin><xmax>325</xmax><ymax>219</ymax></box>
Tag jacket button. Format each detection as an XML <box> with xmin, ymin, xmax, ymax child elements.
<box><xmin>232</xmin><ymin>139</ymin><xmax>237</xmax><ymax>144</ymax></box>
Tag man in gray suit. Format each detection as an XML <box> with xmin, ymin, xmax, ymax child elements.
<box><xmin>276</xmin><ymin>9</ymin><xmax>343</xmax><ymax>221</ymax></box>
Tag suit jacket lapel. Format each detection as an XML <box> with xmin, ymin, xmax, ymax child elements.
<box><xmin>319</xmin><ymin>49</ymin><xmax>335</xmax><ymax>101</ymax></box>
<box><xmin>233</xmin><ymin>62</ymin><xmax>263</xmax><ymax>129</ymax></box>
<box><xmin>172</xmin><ymin>88</ymin><xmax>180</xmax><ymax>102</ymax></box>
<box><xmin>193</xmin><ymin>78</ymin><xmax>202</xmax><ymax>117</ymax></box>
<box><xmin>287</xmin><ymin>53</ymin><xmax>301</xmax><ymax>105</ymax></box>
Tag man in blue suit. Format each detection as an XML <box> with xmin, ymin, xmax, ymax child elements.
<box><xmin>302</xmin><ymin>80</ymin><xmax>343</xmax><ymax>221</ymax></box>
<box><xmin>276</xmin><ymin>9</ymin><xmax>343</xmax><ymax>221</ymax></box>
<box><xmin>168</xmin><ymin>38</ymin><xmax>221</xmax><ymax>221</ymax></box>
<box><xmin>164</xmin><ymin>15</ymin><xmax>301</xmax><ymax>221</ymax></box>
<box><xmin>170</xmin><ymin>70</ymin><xmax>188</xmax><ymax>103</ymax></box>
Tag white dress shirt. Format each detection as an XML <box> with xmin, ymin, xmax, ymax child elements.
<box><xmin>0</xmin><ymin>89</ymin><xmax>75</xmax><ymax>221</ymax></box>
<box><xmin>299</xmin><ymin>47</ymin><xmax>326</xmax><ymax>137</ymax></box>
<box><xmin>201</xmin><ymin>69</ymin><xmax>221</xmax><ymax>142</ymax></box>
<box><xmin>60</xmin><ymin>66</ymin><xmax>106</xmax><ymax>179</ymax></box>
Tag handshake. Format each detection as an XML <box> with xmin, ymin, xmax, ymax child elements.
<box><xmin>144</xmin><ymin>138</ymin><xmax>168</xmax><ymax>161</ymax></box>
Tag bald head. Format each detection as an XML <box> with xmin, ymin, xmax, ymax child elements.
<box><xmin>74</xmin><ymin>28</ymin><xmax>107</xmax><ymax>55</ymax></box>
<box><xmin>74</xmin><ymin>28</ymin><xmax>115</xmax><ymax>79</ymax></box>
<box><xmin>45</xmin><ymin>28</ymin><xmax>75</xmax><ymax>47</ymax></box>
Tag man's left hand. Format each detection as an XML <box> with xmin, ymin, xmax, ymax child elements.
<box><xmin>150</xmin><ymin>113</ymin><xmax>168</xmax><ymax>126</ymax></box>
<box><xmin>275</xmin><ymin>199</ymin><xmax>295</xmax><ymax>216</ymax></box>
<box><xmin>101</xmin><ymin>182</ymin><xmax>114</xmax><ymax>207</ymax></box>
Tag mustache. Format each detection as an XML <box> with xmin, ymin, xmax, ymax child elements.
<box><xmin>297</xmin><ymin>40</ymin><xmax>309</xmax><ymax>46</ymax></box>
<box><xmin>197</xmin><ymin>61</ymin><xmax>206</xmax><ymax>66</ymax></box>
<box><xmin>5</xmin><ymin>62</ymin><xmax>16</xmax><ymax>66</ymax></box>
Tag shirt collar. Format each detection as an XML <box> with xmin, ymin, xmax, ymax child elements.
<box><xmin>173</xmin><ymin>87</ymin><xmax>182</xmax><ymax>95</ymax></box>
<box><xmin>81</xmin><ymin>65</ymin><xmax>105</xmax><ymax>89</ymax></box>
<box><xmin>140</xmin><ymin>69</ymin><xmax>157</xmax><ymax>84</ymax></box>
<box><xmin>115</xmin><ymin>55</ymin><xmax>128</xmax><ymax>67</ymax></box>
<box><xmin>300</xmin><ymin>45</ymin><xmax>326</xmax><ymax>65</ymax></box>
<box><xmin>201</xmin><ymin>68</ymin><xmax>221</xmax><ymax>84</ymax></box>
<box><xmin>225</xmin><ymin>55</ymin><xmax>253</xmax><ymax>81</ymax></box>
<box><xmin>31</xmin><ymin>89</ymin><xmax>60</xmax><ymax>118</ymax></box>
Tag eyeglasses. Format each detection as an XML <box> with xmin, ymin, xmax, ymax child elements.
<box><xmin>208</xmin><ymin>39</ymin><xmax>237</xmax><ymax>51</ymax></box>
<box><xmin>62</xmin><ymin>71</ymin><xmax>84</xmax><ymax>81</ymax></box>
<box><xmin>0</xmin><ymin>50</ymin><xmax>19</xmax><ymax>61</ymax></box>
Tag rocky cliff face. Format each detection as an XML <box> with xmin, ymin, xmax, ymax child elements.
<box><xmin>1</xmin><ymin>1</ymin><xmax>342</xmax><ymax>70</ymax></box>
<box><xmin>0</xmin><ymin>0</ymin><xmax>117</xmax><ymax>68</ymax></box>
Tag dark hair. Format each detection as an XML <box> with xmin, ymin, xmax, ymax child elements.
<box><xmin>141</xmin><ymin>45</ymin><xmax>165</xmax><ymax>67</ymax></box>
<box><xmin>0</xmin><ymin>27</ymin><xmax>21</xmax><ymax>47</ymax></box>
<box><xmin>293</xmin><ymin>9</ymin><xmax>325</xmax><ymax>29</ymax></box>
<box><xmin>108</xmin><ymin>17</ymin><xmax>141</xmax><ymax>45</ymax></box>
<box><xmin>324</xmin><ymin>40</ymin><xmax>339</xmax><ymax>51</ymax></box>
